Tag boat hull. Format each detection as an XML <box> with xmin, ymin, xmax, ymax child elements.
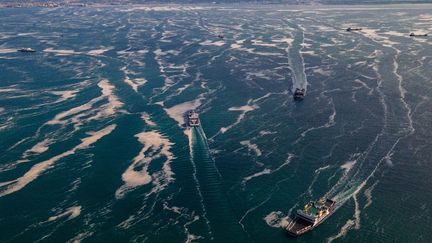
<box><xmin>186</xmin><ymin>110</ymin><xmax>200</xmax><ymax>127</ymax></box>
<box><xmin>286</xmin><ymin>199</ymin><xmax>336</xmax><ymax>237</ymax></box>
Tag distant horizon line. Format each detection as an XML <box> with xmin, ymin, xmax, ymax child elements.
<box><xmin>2</xmin><ymin>1</ymin><xmax>432</xmax><ymax>8</ymax></box>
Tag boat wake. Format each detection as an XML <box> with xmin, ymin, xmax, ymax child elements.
<box><xmin>186</xmin><ymin>127</ymin><xmax>213</xmax><ymax>238</ymax></box>
<box><xmin>322</xmin><ymin>35</ymin><xmax>415</xmax><ymax>240</ymax></box>
<box><xmin>285</xmin><ymin>22</ymin><xmax>308</xmax><ymax>93</ymax></box>
<box><xmin>188</xmin><ymin>125</ymin><xmax>247</xmax><ymax>241</ymax></box>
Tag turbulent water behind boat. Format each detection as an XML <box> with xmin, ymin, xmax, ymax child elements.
<box><xmin>1</xmin><ymin>4</ymin><xmax>432</xmax><ymax>243</ymax></box>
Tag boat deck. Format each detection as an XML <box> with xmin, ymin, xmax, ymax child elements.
<box><xmin>286</xmin><ymin>217</ymin><xmax>313</xmax><ymax>236</ymax></box>
<box><xmin>286</xmin><ymin>199</ymin><xmax>336</xmax><ymax>237</ymax></box>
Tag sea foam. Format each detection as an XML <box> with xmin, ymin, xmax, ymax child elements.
<box><xmin>115</xmin><ymin>130</ymin><xmax>175</xmax><ymax>199</ymax></box>
<box><xmin>0</xmin><ymin>125</ymin><xmax>116</xmax><ymax>197</ymax></box>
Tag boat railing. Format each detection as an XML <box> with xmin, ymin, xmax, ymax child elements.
<box><xmin>296</xmin><ymin>225</ymin><xmax>312</xmax><ymax>235</ymax></box>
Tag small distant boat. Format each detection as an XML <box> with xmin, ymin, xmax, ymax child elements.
<box><xmin>217</xmin><ymin>34</ymin><xmax>224</xmax><ymax>39</ymax></box>
<box><xmin>187</xmin><ymin>110</ymin><xmax>200</xmax><ymax>127</ymax></box>
<box><xmin>293</xmin><ymin>88</ymin><xmax>305</xmax><ymax>101</ymax></box>
<box><xmin>346</xmin><ymin>27</ymin><xmax>362</xmax><ymax>32</ymax></box>
<box><xmin>18</xmin><ymin>48</ymin><xmax>36</xmax><ymax>53</ymax></box>
<box><xmin>409</xmin><ymin>32</ymin><xmax>428</xmax><ymax>37</ymax></box>
<box><xmin>286</xmin><ymin>198</ymin><xmax>336</xmax><ymax>237</ymax></box>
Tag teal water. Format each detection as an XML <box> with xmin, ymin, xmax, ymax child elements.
<box><xmin>1</xmin><ymin>4</ymin><xmax>432</xmax><ymax>242</ymax></box>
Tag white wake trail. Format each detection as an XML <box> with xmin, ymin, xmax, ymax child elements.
<box><xmin>284</xmin><ymin>23</ymin><xmax>308</xmax><ymax>92</ymax></box>
<box><xmin>187</xmin><ymin>127</ymin><xmax>213</xmax><ymax>237</ymax></box>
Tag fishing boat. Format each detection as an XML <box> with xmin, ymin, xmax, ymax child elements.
<box><xmin>346</xmin><ymin>27</ymin><xmax>362</xmax><ymax>32</ymax></box>
<box><xmin>187</xmin><ymin>110</ymin><xmax>200</xmax><ymax>127</ymax></box>
<box><xmin>18</xmin><ymin>48</ymin><xmax>36</xmax><ymax>53</ymax></box>
<box><xmin>293</xmin><ymin>88</ymin><xmax>305</xmax><ymax>101</ymax></box>
<box><xmin>286</xmin><ymin>198</ymin><xmax>336</xmax><ymax>237</ymax></box>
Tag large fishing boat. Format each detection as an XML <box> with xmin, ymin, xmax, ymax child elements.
<box><xmin>346</xmin><ymin>27</ymin><xmax>362</xmax><ymax>32</ymax></box>
<box><xmin>286</xmin><ymin>198</ymin><xmax>336</xmax><ymax>237</ymax></box>
<box><xmin>18</xmin><ymin>48</ymin><xmax>36</xmax><ymax>53</ymax></box>
<box><xmin>409</xmin><ymin>32</ymin><xmax>428</xmax><ymax>37</ymax></box>
<box><xmin>293</xmin><ymin>88</ymin><xmax>305</xmax><ymax>101</ymax></box>
<box><xmin>187</xmin><ymin>110</ymin><xmax>200</xmax><ymax>127</ymax></box>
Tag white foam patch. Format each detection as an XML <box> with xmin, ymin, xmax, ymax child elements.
<box><xmin>264</xmin><ymin>211</ymin><xmax>289</xmax><ymax>228</ymax></box>
<box><xmin>230</xmin><ymin>39</ymin><xmax>245</xmax><ymax>49</ymax></box>
<box><xmin>46</xmin><ymin>79</ymin><xmax>123</xmax><ymax>126</ymax></box>
<box><xmin>200</xmin><ymin>40</ymin><xmax>225</xmax><ymax>47</ymax></box>
<box><xmin>115</xmin><ymin>131</ymin><xmax>175</xmax><ymax>199</ymax></box>
<box><xmin>121</xmin><ymin>67</ymin><xmax>148</xmax><ymax>92</ymax></box>
<box><xmin>259</xmin><ymin>130</ymin><xmax>276</xmax><ymax>136</ymax></box>
<box><xmin>97</xmin><ymin>79</ymin><xmax>123</xmax><ymax>115</ymax></box>
<box><xmin>87</xmin><ymin>48</ymin><xmax>112</xmax><ymax>55</ymax></box>
<box><xmin>297</xmin><ymin>100</ymin><xmax>336</xmax><ymax>140</ymax></box>
<box><xmin>220</xmin><ymin>101</ymin><xmax>258</xmax><ymax>134</ymax></box>
<box><xmin>164</xmin><ymin>97</ymin><xmax>203</xmax><ymax>127</ymax></box>
<box><xmin>185</xmin><ymin>229</ymin><xmax>203</xmax><ymax>243</ymax></box>
<box><xmin>243</xmin><ymin>153</ymin><xmax>294</xmax><ymax>184</ymax></box>
<box><xmin>24</xmin><ymin>138</ymin><xmax>53</xmax><ymax>156</ymax></box>
<box><xmin>124</xmin><ymin>76</ymin><xmax>147</xmax><ymax>93</ymax></box>
<box><xmin>50</xmin><ymin>90</ymin><xmax>79</xmax><ymax>102</ymax></box>
<box><xmin>316</xmin><ymin>165</ymin><xmax>331</xmax><ymax>173</ymax></box>
<box><xmin>243</xmin><ymin>168</ymin><xmax>271</xmax><ymax>183</ymax></box>
<box><xmin>48</xmin><ymin>206</ymin><xmax>81</xmax><ymax>222</ymax></box>
<box><xmin>17</xmin><ymin>32</ymin><xmax>38</xmax><ymax>36</ymax></box>
<box><xmin>46</xmin><ymin>102</ymin><xmax>93</xmax><ymax>125</ymax></box>
<box><xmin>230</xmin><ymin>43</ymin><xmax>242</xmax><ymax>49</ymax></box>
<box><xmin>307</xmin><ymin>165</ymin><xmax>332</xmax><ymax>196</ymax></box>
<box><xmin>240</xmin><ymin>140</ymin><xmax>262</xmax><ymax>156</ymax></box>
<box><xmin>313</xmin><ymin>68</ymin><xmax>332</xmax><ymax>76</ymax></box>
<box><xmin>0</xmin><ymin>124</ymin><xmax>116</xmax><ymax>197</ymax></box>
<box><xmin>314</xmin><ymin>25</ymin><xmax>336</xmax><ymax>32</ymax></box>
<box><xmin>418</xmin><ymin>14</ymin><xmax>432</xmax><ymax>21</ymax></box>
<box><xmin>381</xmin><ymin>30</ymin><xmax>405</xmax><ymax>37</ymax></box>
<box><xmin>0</xmin><ymin>48</ymin><xmax>18</xmax><ymax>54</ymax></box>
<box><xmin>245</xmin><ymin>71</ymin><xmax>272</xmax><ymax>80</ymax></box>
<box><xmin>326</xmin><ymin>219</ymin><xmax>355</xmax><ymax>243</ymax></box>
<box><xmin>272</xmin><ymin>37</ymin><xmax>294</xmax><ymax>46</ymax></box>
<box><xmin>353</xmin><ymin>194</ymin><xmax>361</xmax><ymax>230</ymax></box>
<box><xmin>44</xmin><ymin>48</ymin><xmax>81</xmax><ymax>56</ymax></box>
<box><xmin>0</xmin><ymin>124</ymin><xmax>9</xmax><ymax>131</ymax></box>
<box><xmin>141</xmin><ymin>113</ymin><xmax>156</xmax><ymax>127</ymax></box>
<box><xmin>184</xmin><ymin>215</ymin><xmax>204</xmax><ymax>243</ymax></box>
<box><xmin>340</xmin><ymin>160</ymin><xmax>356</xmax><ymax>172</ymax></box>
<box><xmin>163</xmin><ymin>203</ymin><xmax>183</xmax><ymax>215</ymax></box>
<box><xmin>301</xmin><ymin>50</ymin><xmax>318</xmax><ymax>56</ymax></box>
<box><xmin>357</xmin><ymin>28</ymin><xmax>401</xmax><ymax>48</ymax></box>
<box><xmin>178</xmin><ymin>84</ymin><xmax>194</xmax><ymax>96</ymax></box>
<box><xmin>252</xmin><ymin>40</ymin><xmax>278</xmax><ymax>48</ymax></box>
<box><xmin>0</xmin><ymin>116</ymin><xmax>13</xmax><ymax>131</ymax></box>
<box><xmin>117</xmin><ymin>49</ymin><xmax>148</xmax><ymax>57</ymax></box>
<box><xmin>153</xmin><ymin>48</ymin><xmax>183</xmax><ymax>90</ymax></box>
<box><xmin>229</xmin><ymin>45</ymin><xmax>282</xmax><ymax>57</ymax></box>
<box><xmin>364</xmin><ymin>180</ymin><xmax>379</xmax><ymax>208</ymax></box>
<box><xmin>0</xmin><ymin>88</ymin><xmax>18</xmax><ymax>93</ymax></box>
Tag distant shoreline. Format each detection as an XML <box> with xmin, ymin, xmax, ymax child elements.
<box><xmin>1</xmin><ymin>1</ymin><xmax>432</xmax><ymax>9</ymax></box>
